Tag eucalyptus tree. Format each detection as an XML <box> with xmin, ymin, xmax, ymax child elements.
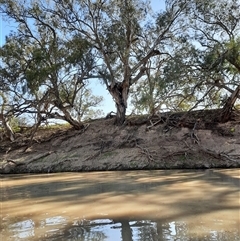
<box><xmin>41</xmin><ymin>0</ymin><xmax>187</xmax><ymax>124</ymax></box>
<box><xmin>130</xmin><ymin>0</ymin><xmax>240</xmax><ymax>117</ymax></box>
<box><xmin>0</xmin><ymin>0</ymin><xmax>97</xmax><ymax>129</ymax></box>
<box><xmin>130</xmin><ymin>39</ymin><xmax>209</xmax><ymax>115</ymax></box>
<box><xmin>183</xmin><ymin>0</ymin><xmax>240</xmax><ymax>121</ymax></box>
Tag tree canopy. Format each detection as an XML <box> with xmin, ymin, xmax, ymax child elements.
<box><xmin>0</xmin><ymin>0</ymin><xmax>240</xmax><ymax>140</ymax></box>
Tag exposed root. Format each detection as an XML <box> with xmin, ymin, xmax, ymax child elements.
<box><xmin>83</xmin><ymin>138</ymin><xmax>111</xmax><ymax>161</ymax></box>
<box><xmin>136</xmin><ymin>144</ymin><xmax>157</xmax><ymax>163</ymax></box>
<box><xmin>83</xmin><ymin>150</ymin><xmax>101</xmax><ymax>162</ymax></box>
<box><xmin>146</xmin><ymin>119</ymin><xmax>162</xmax><ymax>130</ymax></box>
<box><xmin>200</xmin><ymin>148</ymin><xmax>240</xmax><ymax>164</ymax></box>
<box><xmin>27</xmin><ymin>151</ymin><xmax>53</xmax><ymax>164</ymax></box>
<box><xmin>182</xmin><ymin>120</ymin><xmax>200</xmax><ymax>144</ymax></box>
<box><xmin>162</xmin><ymin>150</ymin><xmax>189</xmax><ymax>159</ymax></box>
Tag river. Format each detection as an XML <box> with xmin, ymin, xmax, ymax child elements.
<box><xmin>1</xmin><ymin>169</ymin><xmax>240</xmax><ymax>241</ymax></box>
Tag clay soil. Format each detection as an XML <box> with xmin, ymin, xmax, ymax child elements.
<box><xmin>1</xmin><ymin>109</ymin><xmax>240</xmax><ymax>174</ymax></box>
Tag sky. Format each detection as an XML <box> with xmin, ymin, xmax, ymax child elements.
<box><xmin>0</xmin><ymin>0</ymin><xmax>165</xmax><ymax>116</ymax></box>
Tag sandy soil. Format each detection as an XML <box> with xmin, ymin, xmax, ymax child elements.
<box><xmin>1</xmin><ymin>112</ymin><xmax>240</xmax><ymax>174</ymax></box>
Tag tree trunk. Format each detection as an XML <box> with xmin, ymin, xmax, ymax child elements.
<box><xmin>115</xmin><ymin>101</ymin><xmax>127</xmax><ymax>125</ymax></box>
<box><xmin>0</xmin><ymin>115</ymin><xmax>15</xmax><ymax>142</ymax></box>
<box><xmin>61</xmin><ymin>108</ymin><xmax>85</xmax><ymax>130</ymax></box>
<box><xmin>53</xmin><ymin>98</ymin><xmax>85</xmax><ymax>130</ymax></box>
<box><xmin>108</xmin><ymin>82</ymin><xmax>129</xmax><ymax>125</ymax></box>
<box><xmin>120</xmin><ymin>220</ymin><xmax>133</xmax><ymax>241</ymax></box>
<box><xmin>49</xmin><ymin>107</ymin><xmax>85</xmax><ymax>130</ymax></box>
<box><xmin>220</xmin><ymin>85</ymin><xmax>240</xmax><ymax>122</ymax></box>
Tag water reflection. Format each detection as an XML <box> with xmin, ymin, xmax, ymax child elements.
<box><xmin>1</xmin><ymin>169</ymin><xmax>240</xmax><ymax>241</ymax></box>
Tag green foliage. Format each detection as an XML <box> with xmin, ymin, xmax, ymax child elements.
<box><xmin>71</xmin><ymin>87</ymin><xmax>104</xmax><ymax>121</ymax></box>
<box><xmin>0</xmin><ymin>0</ymin><xmax>98</xmax><ymax>129</ymax></box>
<box><xmin>131</xmin><ymin>76</ymin><xmax>162</xmax><ymax>115</ymax></box>
<box><xmin>65</xmin><ymin>35</ymin><xmax>93</xmax><ymax>67</ymax></box>
<box><xmin>225</xmin><ymin>38</ymin><xmax>240</xmax><ymax>72</ymax></box>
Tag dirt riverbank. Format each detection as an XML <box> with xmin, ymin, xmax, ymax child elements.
<box><xmin>1</xmin><ymin>110</ymin><xmax>240</xmax><ymax>174</ymax></box>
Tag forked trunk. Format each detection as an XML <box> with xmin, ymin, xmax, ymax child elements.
<box><xmin>220</xmin><ymin>85</ymin><xmax>240</xmax><ymax>122</ymax></box>
<box><xmin>108</xmin><ymin>82</ymin><xmax>129</xmax><ymax>125</ymax></box>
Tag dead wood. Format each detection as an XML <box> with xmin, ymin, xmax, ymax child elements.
<box><xmin>26</xmin><ymin>152</ymin><xmax>54</xmax><ymax>165</ymax></box>
<box><xmin>162</xmin><ymin>150</ymin><xmax>189</xmax><ymax>159</ymax></box>
<box><xmin>146</xmin><ymin>118</ymin><xmax>162</xmax><ymax>130</ymax></box>
<box><xmin>136</xmin><ymin>144</ymin><xmax>158</xmax><ymax>163</ymax></box>
<box><xmin>182</xmin><ymin>120</ymin><xmax>200</xmax><ymax>144</ymax></box>
<box><xmin>199</xmin><ymin>148</ymin><xmax>240</xmax><ymax>164</ymax></box>
<box><xmin>220</xmin><ymin>85</ymin><xmax>240</xmax><ymax>122</ymax></box>
<box><xmin>3</xmin><ymin>151</ymin><xmax>53</xmax><ymax>168</ymax></box>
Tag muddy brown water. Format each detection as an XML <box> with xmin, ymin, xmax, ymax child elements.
<box><xmin>1</xmin><ymin>169</ymin><xmax>240</xmax><ymax>241</ymax></box>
